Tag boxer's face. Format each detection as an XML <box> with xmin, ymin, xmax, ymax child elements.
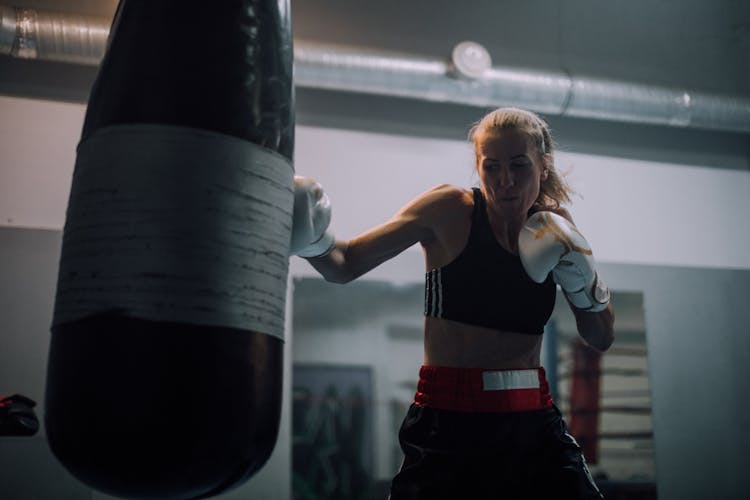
<box><xmin>475</xmin><ymin>129</ymin><xmax>548</xmax><ymax>216</ymax></box>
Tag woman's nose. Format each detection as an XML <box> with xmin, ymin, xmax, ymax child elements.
<box><xmin>498</xmin><ymin>166</ymin><xmax>515</xmax><ymax>187</ymax></box>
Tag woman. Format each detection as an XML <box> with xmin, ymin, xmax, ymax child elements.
<box><xmin>292</xmin><ymin>107</ymin><xmax>615</xmax><ymax>499</ymax></box>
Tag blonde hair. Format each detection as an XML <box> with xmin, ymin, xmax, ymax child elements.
<box><xmin>468</xmin><ymin>107</ymin><xmax>573</xmax><ymax>210</ymax></box>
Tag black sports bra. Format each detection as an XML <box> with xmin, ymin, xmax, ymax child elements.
<box><xmin>424</xmin><ymin>188</ymin><xmax>556</xmax><ymax>335</ymax></box>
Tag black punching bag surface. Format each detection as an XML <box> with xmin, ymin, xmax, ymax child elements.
<box><xmin>45</xmin><ymin>1</ymin><xmax>294</xmax><ymax>498</ymax></box>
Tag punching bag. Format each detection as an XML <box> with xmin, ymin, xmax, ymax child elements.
<box><xmin>45</xmin><ymin>1</ymin><xmax>293</xmax><ymax>498</ymax></box>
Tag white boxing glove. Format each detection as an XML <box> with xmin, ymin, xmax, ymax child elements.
<box><xmin>290</xmin><ymin>176</ymin><xmax>336</xmax><ymax>258</ymax></box>
<box><xmin>518</xmin><ymin>211</ymin><xmax>610</xmax><ymax>312</ymax></box>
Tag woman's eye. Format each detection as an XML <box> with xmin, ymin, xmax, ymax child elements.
<box><xmin>511</xmin><ymin>161</ymin><xmax>530</xmax><ymax>168</ymax></box>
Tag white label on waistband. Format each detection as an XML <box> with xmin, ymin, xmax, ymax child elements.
<box><xmin>482</xmin><ymin>369</ymin><xmax>540</xmax><ymax>391</ymax></box>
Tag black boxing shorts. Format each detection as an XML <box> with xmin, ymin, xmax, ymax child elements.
<box><xmin>389</xmin><ymin>366</ymin><xmax>604</xmax><ymax>500</ymax></box>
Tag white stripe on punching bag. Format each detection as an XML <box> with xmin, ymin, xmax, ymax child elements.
<box><xmin>53</xmin><ymin>124</ymin><xmax>294</xmax><ymax>340</ymax></box>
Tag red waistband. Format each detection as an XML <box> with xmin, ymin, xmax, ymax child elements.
<box><xmin>414</xmin><ymin>365</ymin><xmax>553</xmax><ymax>413</ymax></box>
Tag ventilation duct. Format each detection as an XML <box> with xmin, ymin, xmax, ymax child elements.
<box><xmin>0</xmin><ymin>5</ymin><xmax>108</xmax><ymax>65</ymax></box>
<box><xmin>2</xmin><ymin>5</ymin><xmax>749</xmax><ymax>134</ymax></box>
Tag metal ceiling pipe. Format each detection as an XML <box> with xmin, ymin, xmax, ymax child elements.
<box><xmin>1</xmin><ymin>4</ymin><xmax>749</xmax><ymax>134</ymax></box>
<box><xmin>293</xmin><ymin>41</ymin><xmax>750</xmax><ymax>134</ymax></box>
<box><xmin>0</xmin><ymin>5</ymin><xmax>108</xmax><ymax>65</ymax></box>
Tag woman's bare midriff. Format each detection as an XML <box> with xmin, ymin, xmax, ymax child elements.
<box><xmin>423</xmin><ymin>316</ymin><xmax>543</xmax><ymax>369</ymax></box>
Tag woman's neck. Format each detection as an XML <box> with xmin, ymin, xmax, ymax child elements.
<box><xmin>484</xmin><ymin>203</ymin><xmax>526</xmax><ymax>254</ymax></box>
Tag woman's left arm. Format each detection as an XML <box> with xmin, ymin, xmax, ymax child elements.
<box><xmin>570</xmin><ymin>302</ymin><xmax>615</xmax><ymax>352</ymax></box>
<box><xmin>557</xmin><ymin>208</ymin><xmax>615</xmax><ymax>352</ymax></box>
<box><xmin>520</xmin><ymin>206</ymin><xmax>615</xmax><ymax>351</ymax></box>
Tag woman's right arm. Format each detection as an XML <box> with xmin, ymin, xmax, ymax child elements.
<box><xmin>304</xmin><ymin>184</ymin><xmax>462</xmax><ymax>284</ymax></box>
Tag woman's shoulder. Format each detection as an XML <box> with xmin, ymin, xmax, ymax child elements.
<box><xmin>395</xmin><ymin>184</ymin><xmax>473</xmax><ymax>234</ymax></box>
<box><xmin>405</xmin><ymin>184</ymin><xmax>474</xmax><ymax>233</ymax></box>
<box><xmin>414</xmin><ymin>185</ymin><xmax>475</xmax><ymax>265</ymax></box>
<box><xmin>418</xmin><ymin>184</ymin><xmax>474</xmax><ymax>209</ymax></box>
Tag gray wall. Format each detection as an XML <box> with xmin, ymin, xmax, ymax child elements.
<box><xmin>0</xmin><ymin>228</ymin><xmax>91</xmax><ymax>499</ymax></box>
<box><xmin>602</xmin><ymin>262</ymin><xmax>750</xmax><ymax>499</ymax></box>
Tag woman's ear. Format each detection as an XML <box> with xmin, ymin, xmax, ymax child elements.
<box><xmin>541</xmin><ymin>154</ymin><xmax>552</xmax><ymax>181</ymax></box>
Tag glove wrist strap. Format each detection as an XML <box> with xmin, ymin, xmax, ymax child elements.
<box><xmin>297</xmin><ymin>231</ymin><xmax>335</xmax><ymax>258</ymax></box>
<box><xmin>564</xmin><ymin>273</ymin><xmax>610</xmax><ymax>312</ymax></box>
